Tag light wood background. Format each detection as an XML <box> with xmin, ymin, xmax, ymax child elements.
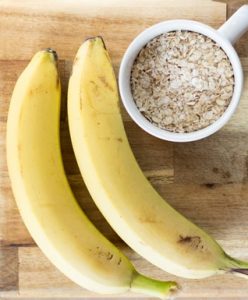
<box><xmin>1</xmin><ymin>0</ymin><xmax>248</xmax><ymax>298</ymax></box>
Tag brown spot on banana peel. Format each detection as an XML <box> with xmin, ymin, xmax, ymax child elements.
<box><xmin>98</xmin><ymin>76</ymin><xmax>114</xmax><ymax>92</ymax></box>
<box><xmin>106</xmin><ymin>252</ymin><xmax>114</xmax><ymax>260</ymax></box>
<box><xmin>98</xmin><ymin>137</ymin><xmax>122</xmax><ymax>142</ymax></box>
<box><xmin>93</xmin><ymin>246</ymin><xmax>115</xmax><ymax>262</ymax></box>
<box><xmin>178</xmin><ymin>235</ymin><xmax>202</xmax><ymax>250</ymax></box>
<box><xmin>139</xmin><ymin>216</ymin><xmax>158</xmax><ymax>224</ymax></box>
<box><xmin>89</xmin><ymin>81</ymin><xmax>100</xmax><ymax>96</ymax></box>
<box><xmin>79</xmin><ymin>80</ymin><xmax>99</xmax><ymax>111</ymax></box>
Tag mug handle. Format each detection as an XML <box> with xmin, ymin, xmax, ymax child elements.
<box><xmin>218</xmin><ymin>5</ymin><xmax>248</xmax><ymax>45</ymax></box>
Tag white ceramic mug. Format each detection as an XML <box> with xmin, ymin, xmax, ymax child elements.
<box><xmin>119</xmin><ymin>5</ymin><xmax>248</xmax><ymax>142</ymax></box>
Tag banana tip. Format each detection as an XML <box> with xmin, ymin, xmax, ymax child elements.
<box><xmin>84</xmin><ymin>36</ymin><xmax>106</xmax><ymax>49</ymax></box>
<box><xmin>44</xmin><ymin>48</ymin><xmax>58</xmax><ymax>61</ymax></box>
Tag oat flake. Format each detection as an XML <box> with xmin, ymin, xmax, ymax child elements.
<box><xmin>130</xmin><ymin>31</ymin><xmax>234</xmax><ymax>133</ymax></box>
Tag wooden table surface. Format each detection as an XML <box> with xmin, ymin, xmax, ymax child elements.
<box><xmin>1</xmin><ymin>0</ymin><xmax>248</xmax><ymax>299</ymax></box>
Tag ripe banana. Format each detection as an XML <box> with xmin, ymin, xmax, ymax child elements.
<box><xmin>68</xmin><ymin>37</ymin><xmax>248</xmax><ymax>279</ymax></box>
<box><xmin>6</xmin><ymin>49</ymin><xmax>177</xmax><ymax>297</ymax></box>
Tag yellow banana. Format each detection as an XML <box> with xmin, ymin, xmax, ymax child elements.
<box><xmin>68</xmin><ymin>37</ymin><xmax>248</xmax><ymax>279</ymax></box>
<box><xmin>7</xmin><ymin>49</ymin><xmax>177</xmax><ymax>297</ymax></box>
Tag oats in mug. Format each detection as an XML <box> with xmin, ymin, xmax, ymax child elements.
<box><xmin>130</xmin><ymin>31</ymin><xmax>234</xmax><ymax>133</ymax></box>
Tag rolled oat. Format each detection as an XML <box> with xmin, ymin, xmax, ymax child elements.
<box><xmin>130</xmin><ymin>31</ymin><xmax>234</xmax><ymax>133</ymax></box>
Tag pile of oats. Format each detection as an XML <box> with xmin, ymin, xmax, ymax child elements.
<box><xmin>130</xmin><ymin>31</ymin><xmax>234</xmax><ymax>133</ymax></box>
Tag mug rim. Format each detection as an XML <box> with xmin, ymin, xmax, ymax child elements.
<box><xmin>118</xmin><ymin>19</ymin><xmax>243</xmax><ymax>142</ymax></box>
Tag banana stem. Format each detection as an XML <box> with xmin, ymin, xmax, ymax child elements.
<box><xmin>224</xmin><ymin>253</ymin><xmax>248</xmax><ymax>278</ymax></box>
<box><xmin>130</xmin><ymin>272</ymin><xmax>178</xmax><ymax>299</ymax></box>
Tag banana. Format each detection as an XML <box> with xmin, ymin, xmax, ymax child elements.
<box><xmin>6</xmin><ymin>49</ymin><xmax>177</xmax><ymax>298</ymax></box>
<box><xmin>68</xmin><ymin>37</ymin><xmax>248</xmax><ymax>279</ymax></box>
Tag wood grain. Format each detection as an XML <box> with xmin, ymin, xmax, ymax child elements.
<box><xmin>0</xmin><ymin>248</ymin><xmax>18</xmax><ymax>293</ymax></box>
<box><xmin>2</xmin><ymin>0</ymin><xmax>248</xmax><ymax>299</ymax></box>
<box><xmin>0</xmin><ymin>0</ymin><xmax>225</xmax><ymax>61</ymax></box>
